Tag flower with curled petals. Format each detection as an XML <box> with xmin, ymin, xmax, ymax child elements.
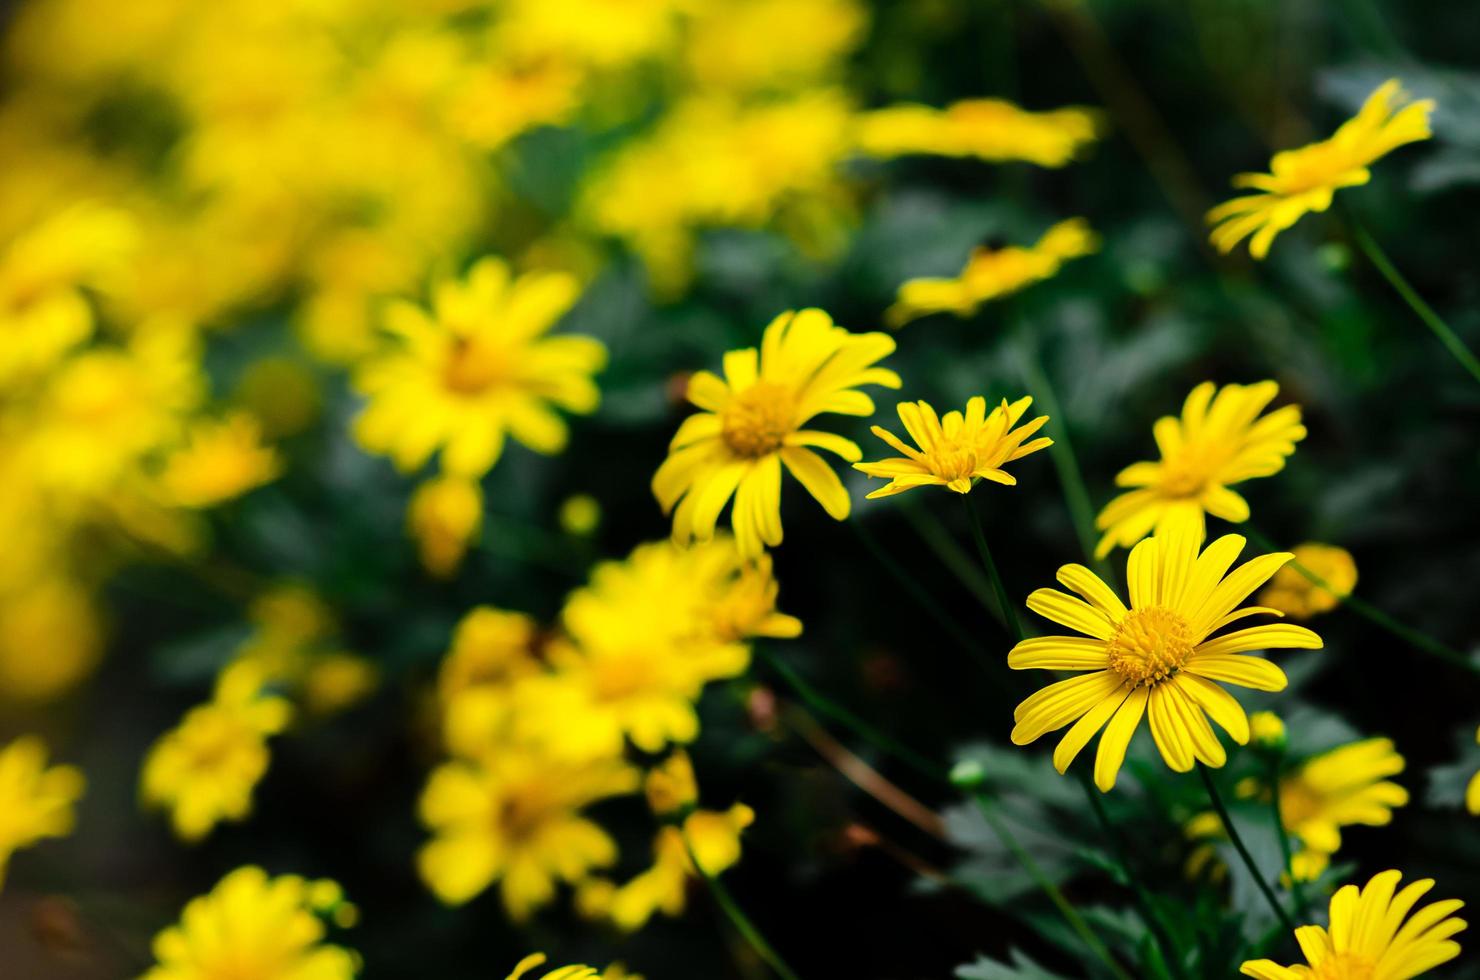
<box><xmin>854</xmin><ymin>395</ymin><xmax>1051</xmax><ymax>497</ymax></box>
<box><xmin>1009</xmin><ymin>522</ymin><xmax>1322</xmax><ymax>792</ymax></box>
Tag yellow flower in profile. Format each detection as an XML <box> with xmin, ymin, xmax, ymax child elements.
<box><xmin>141</xmin><ymin>866</ymin><xmax>358</xmax><ymax>980</ymax></box>
<box><xmin>854</xmin><ymin>396</ymin><xmax>1051</xmax><ymax>497</ymax></box>
<box><xmin>599</xmin><ymin>804</ymin><xmax>755</xmax><ymax>932</ymax></box>
<box><xmin>507</xmin><ymin>953</ymin><xmax>640</xmax><ymax>980</ymax></box>
<box><xmin>353</xmin><ymin>257</ymin><xmax>605</xmax><ymax>478</ymax></box>
<box><xmin>1258</xmin><ymin>543</ymin><xmax>1357</xmax><ymax>619</ymax></box>
<box><xmin>855</xmin><ymin>99</ymin><xmax>1102</xmax><ymax>166</ymax></box>
<box><xmin>0</xmin><ymin>736</ymin><xmax>85</xmax><ymax>891</ymax></box>
<box><xmin>652</xmin><ymin>308</ymin><xmax>899</xmax><ymax>556</ymax></box>
<box><xmin>1095</xmin><ymin>381</ymin><xmax>1306</xmax><ymax>559</ymax></box>
<box><xmin>884</xmin><ymin>219</ymin><xmax>1099</xmax><ymax>327</ymax></box>
<box><xmin>1009</xmin><ymin>523</ymin><xmax>1322</xmax><ymax>791</ymax></box>
<box><xmin>407</xmin><ymin>474</ymin><xmax>483</xmax><ymax>578</ymax></box>
<box><xmin>1188</xmin><ymin>736</ymin><xmax>1407</xmax><ymax>882</ymax></box>
<box><xmin>1240</xmin><ymin>869</ymin><xmax>1465</xmax><ymax>980</ymax></box>
<box><xmin>416</xmin><ymin>752</ymin><xmax>638</xmax><ymax>918</ymax></box>
<box><xmin>160</xmin><ymin>412</ymin><xmax>281</xmax><ymax>509</ymax></box>
<box><xmin>141</xmin><ymin>662</ymin><xmax>292</xmax><ymax>842</ymax></box>
<box><xmin>1209</xmin><ymin>80</ymin><xmax>1434</xmax><ymax>259</ymax></box>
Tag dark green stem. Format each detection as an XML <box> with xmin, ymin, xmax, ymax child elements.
<box><xmin>1349</xmin><ymin>221</ymin><xmax>1480</xmax><ymax>386</ymax></box>
<box><xmin>1196</xmin><ymin>763</ymin><xmax>1296</xmax><ymax>933</ymax></box>
<box><xmin>852</xmin><ymin>519</ymin><xmax>986</xmax><ymax>665</ymax></box>
<box><xmin>684</xmin><ymin>833</ymin><xmax>803</xmax><ymax>980</ymax></box>
<box><xmin>972</xmin><ymin>793</ymin><xmax>1136</xmax><ymax>980</ymax></box>
<box><xmin>1266</xmin><ymin>757</ymin><xmax>1306</xmax><ymax>917</ymax></box>
<box><xmin>963</xmin><ymin>493</ymin><xmax>1023</xmax><ymax>644</ymax></box>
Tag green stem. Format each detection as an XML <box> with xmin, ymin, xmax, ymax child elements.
<box><xmin>972</xmin><ymin>793</ymin><xmax>1136</xmax><ymax>980</ymax></box>
<box><xmin>1267</xmin><ymin>757</ymin><xmax>1306</xmax><ymax>917</ymax></box>
<box><xmin>963</xmin><ymin>493</ymin><xmax>1024</xmax><ymax>644</ymax></box>
<box><xmin>759</xmin><ymin>649</ymin><xmax>944</xmax><ymax>782</ymax></box>
<box><xmin>684</xmin><ymin>834</ymin><xmax>802</xmax><ymax>980</ymax></box>
<box><xmin>1244</xmin><ymin>526</ymin><xmax>1478</xmax><ymax>678</ymax></box>
<box><xmin>852</xmin><ymin>518</ymin><xmax>991</xmax><ymax>670</ymax></box>
<box><xmin>1077</xmin><ymin>773</ymin><xmax>1188</xmax><ymax>980</ymax></box>
<box><xmin>1196</xmin><ymin>763</ymin><xmax>1296</xmax><ymax>933</ymax></box>
<box><xmin>1349</xmin><ymin>221</ymin><xmax>1480</xmax><ymax>386</ymax></box>
<box><xmin>1015</xmin><ymin>343</ymin><xmax>1115</xmax><ymax>585</ymax></box>
<box><xmin>898</xmin><ymin>496</ymin><xmax>1001</xmax><ymax>617</ymax></box>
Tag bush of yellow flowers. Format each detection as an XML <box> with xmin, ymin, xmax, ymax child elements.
<box><xmin>0</xmin><ymin>0</ymin><xmax>1477</xmax><ymax>977</ymax></box>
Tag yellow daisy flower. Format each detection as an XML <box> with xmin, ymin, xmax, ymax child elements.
<box><xmin>1209</xmin><ymin>79</ymin><xmax>1434</xmax><ymax>259</ymax></box>
<box><xmin>1258</xmin><ymin>543</ymin><xmax>1358</xmax><ymax>620</ymax></box>
<box><xmin>1188</xmin><ymin>736</ymin><xmax>1408</xmax><ymax>882</ymax></box>
<box><xmin>884</xmin><ymin>219</ymin><xmax>1099</xmax><ymax>328</ymax></box>
<box><xmin>353</xmin><ymin>257</ymin><xmax>605</xmax><ymax>478</ymax></box>
<box><xmin>652</xmin><ymin>308</ymin><xmax>900</xmax><ymax>556</ymax></box>
<box><xmin>0</xmin><ymin>736</ymin><xmax>85</xmax><ymax>891</ymax></box>
<box><xmin>1094</xmin><ymin>380</ymin><xmax>1306</xmax><ymax>559</ymax></box>
<box><xmin>141</xmin><ymin>661</ymin><xmax>292</xmax><ymax>842</ymax></box>
<box><xmin>1240</xmin><ymin>869</ymin><xmax>1465</xmax><ymax>980</ymax></box>
<box><xmin>159</xmin><ymin>412</ymin><xmax>281</xmax><ymax>509</ymax></box>
<box><xmin>854</xmin><ymin>395</ymin><xmax>1052</xmax><ymax>497</ymax></box>
<box><xmin>1009</xmin><ymin>523</ymin><xmax>1323</xmax><ymax>791</ymax></box>
<box><xmin>141</xmin><ymin>866</ymin><xmax>358</xmax><ymax>980</ymax></box>
<box><xmin>416</xmin><ymin>752</ymin><xmax>638</xmax><ymax>919</ymax></box>
<box><xmin>855</xmin><ymin>99</ymin><xmax>1102</xmax><ymax>167</ymax></box>
<box><xmin>506</xmin><ymin>953</ymin><xmax>640</xmax><ymax>980</ymax></box>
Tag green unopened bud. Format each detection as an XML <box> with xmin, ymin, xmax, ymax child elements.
<box><xmin>950</xmin><ymin>759</ymin><xmax>987</xmax><ymax>790</ymax></box>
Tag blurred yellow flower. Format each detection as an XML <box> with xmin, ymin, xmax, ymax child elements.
<box><xmin>407</xmin><ymin>474</ymin><xmax>483</xmax><ymax>579</ymax></box>
<box><xmin>558</xmin><ymin>494</ymin><xmax>602</xmax><ymax>536</ymax></box>
<box><xmin>885</xmin><ymin>219</ymin><xmax>1099</xmax><ymax>327</ymax></box>
<box><xmin>682</xmin><ymin>0</ymin><xmax>865</xmax><ymax>94</ymax></box>
<box><xmin>437</xmin><ymin>606</ymin><xmax>542</xmax><ymax>705</ymax></box>
<box><xmin>1249</xmin><ymin>710</ymin><xmax>1287</xmax><ymax>750</ymax></box>
<box><xmin>141</xmin><ymin>661</ymin><xmax>292</xmax><ymax>842</ymax></box>
<box><xmin>645</xmin><ymin>751</ymin><xmax>699</xmax><ymax>816</ymax></box>
<box><xmin>855</xmin><ymin>396</ymin><xmax>1051</xmax><ymax>497</ymax></box>
<box><xmin>653</xmin><ymin>308</ymin><xmax>899</xmax><ymax>556</ymax></box>
<box><xmin>1210</xmin><ymin>79</ymin><xmax>1434</xmax><ymax>259</ymax></box>
<box><xmin>1188</xmin><ymin>736</ymin><xmax>1407</xmax><ymax>882</ymax></box>
<box><xmin>301</xmin><ymin>654</ymin><xmax>379</xmax><ymax>717</ymax></box>
<box><xmin>142</xmin><ymin>866</ymin><xmax>358</xmax><ymax>980</ymax></box>
<box><xmin>1095</xmin><ymin>381</ymin><xmax>1306</xmax><ymax>559</ymax></box>
<box><xmin>160</xmin><ymin>412</ymin><xmax>281</xmax><ymax>509</ymax></box>
<box><xmin>1258</xmin><ymin>543</ymin><xmax>1357</xmax><ymax>619</ymax></box>
<box><xmin>0</xmin><ymin>578</ymin><xmax>103</xmax><ymax>702</ymax></box>
<box><xmin>0</xmin><ymin>736</ymin><xmax>84</xmax><ymax>891</ymax></box>
<box><xmin>1240</xmin><ymin>869</ymin><xmax>1464</xmax><ymax>980</ymax></box>
<box><xmin>855</xmin><ymin>98</ymin><xmax>1102</xmax><ymax>166</ymax></box>
<box><xmin>354</xmin><ymin>257</ymin><xmax>605</xmax><ymax>477</ymax></box>
<box><xmin>1010</xmin><ymin>523</ymin><xmax>1321</xmax><ymax>791</ymax></box>
<box><xmin>599</xmin><ymin>804</ymin><xmax>754</xmax><ymax>932</ymax></box>
<box><xmin>705</xmin><ymin>550</ymin><xmax>803</xmax><ymax>642</ymax></box>
<box><xmin>416</xmin><ymin>753</ymin><xmax>638</xmax><ymax>918</ymax></box>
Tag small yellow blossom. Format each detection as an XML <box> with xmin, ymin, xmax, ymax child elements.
<box><xmin>705</xmin><ymin>551</ymin><xmax>803</xmax><ymax>642</ymax></box>
<box><xmin>1241</xmin><ymin>869</ymin><xmax>1464</xmax><ymax>980</ymax></box>
<box><xmin>141</xmin><ymin>661</ymin><xmax>292</xmax><ymax>842</ymax></box>
<box><xmin>1095</xmin><ymin>381</ymin><xmax>1306</xmax><ymax>558</ymax></box>
<box><xmin>652</xmin><ymin>308</ymin><xmax>899</xmax><ymax>556</ymax></box>
<box><xmin>302</xmin><ymin>654</ymin><xmax>379</xmax><ymax>716</ymax></box>
<box><xmin>885</xmin><ymin>219</ymin><xmax>1099</xmax><ymax>327</ymax></box>
<box><xmin>1010</xmin><ymin>521</ymin><xmax>1322</xmax><ymax>791</ymax></box>
<box><xmin>854</xmin><ymin>396</ymin><xmax>1051</xmax><ymax>497</ymax></box>
<box><xmin>160</xmin><ymin>412</ymin><xmax>281</xmax><ymax>509</ymax></box>
<box><xmin>0</xmin><ymin>578</ymin><xmax>103</xmax><ymax>702</ymax></box>
<box><xmin>855</xmin><ymin>99</ymin><xmax>1102</xmax><ymax>166</ymax></box>
<box><xmin>1258</xmin><ymin>543</ymin><xmax>1357</xmax><ymax>619</ymax></box>
<box><xmin>141</xmin><ymin>866</ymin><xmax>358</xmax><ymax>980</ymax></box>
<box><xmin>1249</xmin><ymin>710</ymin><xmax>1287</xmax><ymax>750</ymax></box>
<box><xmin>416</xmin><ymin>752</ymin><xmax>638</xmax><ymax>918</ymax></box>
<box><xmin>558</xmin><ymin>494</ymin><xmax>602</xmax><ymax>536</ymax></box>
<box><xmin>1209</xmin><ymin>80</ymin><xmax>1434</xmax><ymax>259</ymax></box>
<box><xmin>645</xmin><ymin>752</ymin><xmax>698</xmax><ymax>816</ymax></box>
<box><xmin>0</xmin><ymin>736</ymin><xmax>85</xmax><ymax>891</ymax></box>
<box><xmin>353</xmin><ymin>257</ymin><xmax>605</xmax><ymax>478</ymax></box>
<box><xmin>407</xmin><ymin>474</ymin><xmax>483</xmax><ymax>578</ymax></box>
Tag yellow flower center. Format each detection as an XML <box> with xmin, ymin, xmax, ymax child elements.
<box><xmin>443</xmin><ymin>336</ymin><xmax>512</xmax><ymax>395</ymax></box>
<box><xmin>925</xmin><ymin>441</ymin><xmax>979</xmax><ymax>487</ymax></box>
<box><xmin>1105</xmin><ymin>607</ymin><xmax>1194</xmax><ymax>687</ymax></box>
<box><xmin>720</xmin><ymin>382</ymin><xmax>795</xmax><ymax>459</ymax></box>
<box><xmin>591</xmin><ymin>652</ymin><xmax>656</xmax><ymax>702</ymax></box>
<box><xmin>1311</xmin><ymin>952</ymin><xmax>1376</xmax><ymax>980</ymax></box>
